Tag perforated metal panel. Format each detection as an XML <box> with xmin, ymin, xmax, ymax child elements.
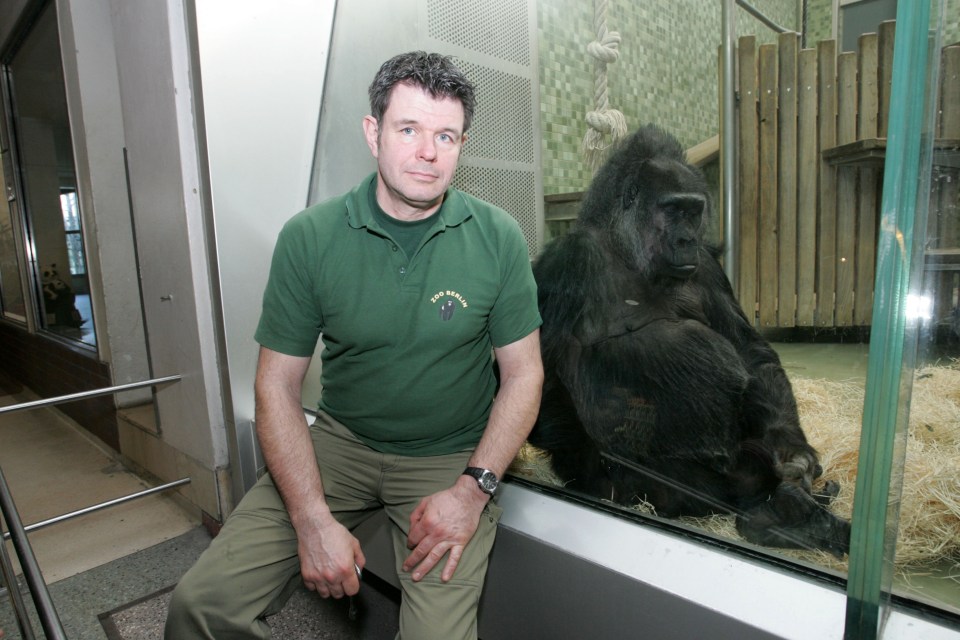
<box><xmin>454</xmin><ymin>60</ymin><xmax>536</xmax><ymax>165</ymax></box>
<box><xmin>454</xmin><ymin>165</ymin><xmax>538</xmax><ymax>251</ymax></box>
<box><xmin>310</xmin><ymin>0</ymin><xmax>543</xmax><ymax>255</ymax></box>
<box><xmin>427</xmin><ymin>0</ymin><xmax>531</xmax><ymax>66</ymax></box>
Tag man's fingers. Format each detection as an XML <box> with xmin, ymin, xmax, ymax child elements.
<box><xmin>304</xmin><ymin>564</ymin><xmax>361</xmax><ymax>599</ymax></box>
<box><xmin>402</xmin><ymin>538</ymin><xmax>430</xmax><ymax>572</ymax></box>
<box><xmin>407</xmin><ymin>539</ymin><xmax>453</xmax><ymax>581</ymax></box>
<box><xmin>440</xmin><ymin>545</ymin><xmax>463</xmax><ymax>582</ymax></box>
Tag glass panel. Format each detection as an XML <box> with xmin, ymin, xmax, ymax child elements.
<box><xmin>515</xmin><ymin>0</ymin><xmax>865</xmax><ymax>583</ymax></box>
<box><xmin>514</xmin><ymin>0</ymin><xmax>957</xmax><ymax>625</ymax></box>
<box><xmin>846</xmin><ymin>2</ymin><xmax>937</xmax><ymax>638</ymax></box>
<box><xmin>61</xmin><ymin>191</ymin><xmax>86</xmax><ymax>275</ymax></box>
<box><xmin>305</xmin><ymin>1</ymin><xmax>959</xmax><ymax>627</ymax></box>
<box><xmin>0</xmin><ymin>152</ymin><xmax>26</xmax><ymax>320</ymax></box>
<box><xmin>6</xmin><ymin>2</ymin><xmax>95</xmax><ymax>346</ymax></box>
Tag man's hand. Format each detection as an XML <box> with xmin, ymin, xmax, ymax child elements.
<box><xmin>402</xmin><ymin>475</ymin><xmax>489</xmax><ymax>582</ymax></box>
<box><xmin>295</xmin><ymin>510</ymin><xmax>365</xmax><ymax>599</ymax></box>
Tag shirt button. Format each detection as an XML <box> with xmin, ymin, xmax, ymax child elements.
<box><xmin>399</xmin><ymin>266</ymin><xmax>406</xmax><ymax>275</ymax></box>
<box><xmin>392</xmin><ymin>245</ymin><xmax>398</xmax><ymax>252</ymax></box>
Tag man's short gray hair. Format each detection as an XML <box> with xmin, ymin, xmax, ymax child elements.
<box><xmin>368</xmin><ymin>51</ymin><xmax>476</xmax><ymax>133</ymax></box>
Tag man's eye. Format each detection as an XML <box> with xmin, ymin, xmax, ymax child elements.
<box><xmin>401</xmin><ymin>127</ymin><xmax>415</xmax><ymax>135</ymax></box>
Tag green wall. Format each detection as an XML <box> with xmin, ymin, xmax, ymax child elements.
<box><xmin>537</xmin><ymin>0</ymin><xmax>959</xmax><ymax>197</ymax></box>
<box><xmin>538</xmin><ymin>0</ymin><xmax>798</xmax><ymax>196</ymax></box>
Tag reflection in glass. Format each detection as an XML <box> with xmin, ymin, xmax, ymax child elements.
<box><xmin>510</xmin><ymin>0</ymin><xmax>959</xmax><ymax>622</ymax></box>
<box><xmin>0</xmin><ymin>155</ymin><xmax>26</xmax><ymax>320</ymax></box>
<box><xmin>60</xmin><ymin>191</ymin><xmax>86</xmax><ymax>276</ymax></box>
<box><xmin>6</xmin><ymin>1</ymin><xmax>95</xmax><ymax>346</ymax></box>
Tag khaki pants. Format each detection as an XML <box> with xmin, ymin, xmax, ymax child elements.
<box><xmin>164</xmin><ymin>412</ymin><xmax>501</xmax><ymax>640</ymax></box>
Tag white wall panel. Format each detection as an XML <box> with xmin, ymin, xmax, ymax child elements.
<box><xmin>194</xmin><ymin>0</ymin><xmax>336</xmax><ymax>491</ymax></box>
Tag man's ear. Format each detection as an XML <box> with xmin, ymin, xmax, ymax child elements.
<box><xmin>362</xmin><ymin>115</ymin><xmax>379</xmax><ymax>157</ymax></box>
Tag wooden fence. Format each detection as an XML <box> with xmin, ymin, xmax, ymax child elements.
<box><xmin>732</xmin><ymin>21</ymin><xmax>960</xmax><ymax>329</ymax></box>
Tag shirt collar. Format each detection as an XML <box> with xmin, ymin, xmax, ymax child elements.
<box><xmin>345</xmin><ymin>172</ymin><xmax>472</xmax><ymax>230</ymax></box>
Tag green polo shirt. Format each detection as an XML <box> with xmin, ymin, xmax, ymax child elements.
<box><xmin>255</xmin><ymin>173</ymin><xmax>541</xmax><ymax>456</ymax></box>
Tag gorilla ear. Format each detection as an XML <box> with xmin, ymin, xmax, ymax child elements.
<box><xmin>621</xmin><ymin>180</ymin><xmax>641</xmax><ymax>211</ymax></box>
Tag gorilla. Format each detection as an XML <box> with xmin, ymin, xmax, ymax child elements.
<box><xmin>528</xmin><ymin>124</ymin><xmax>850</xmax><ymax>555</ymax></box>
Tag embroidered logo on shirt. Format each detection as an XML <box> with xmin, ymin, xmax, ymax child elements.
<box><xmin>439</xmin><ymin>299</ymin><xmax>455</xmax><ymax>320</ymax></box>
<box><xmin>430</xmin><ymin>290</ymin><xmax>469</xmax><ymax>321</ymax></box>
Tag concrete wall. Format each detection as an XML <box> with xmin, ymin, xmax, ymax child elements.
<box><xmin>106</xmin><ymin>0</ymin><xmax>229</xmax><ymax>519</ymax></box>
<box><xmin>56</xmin><ymin>0</ymin><xmax>151</xmax><ymax>404</ymax></box>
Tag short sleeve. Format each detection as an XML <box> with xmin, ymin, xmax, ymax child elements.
<box><xmin>488</xmin><ymin>220</ymin><xmax>542</xmax><ymax>348</ymax></box>
<box><xmin>254</xmin><ymin>216</ymin><xmax>323</xmax><ymax>356</ymax></box>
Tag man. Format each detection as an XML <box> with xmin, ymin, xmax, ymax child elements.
<box><xmin>164</xmin><ymin>51</ymin><xmax>543</xmax><ymax>639</ymax></box>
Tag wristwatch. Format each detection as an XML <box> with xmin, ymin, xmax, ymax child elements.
<box><xmin>463</xmin><ymin>467</ymin><xmax>499</xmax><ymax>497</ymax></box>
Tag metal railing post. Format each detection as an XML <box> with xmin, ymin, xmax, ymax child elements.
<box><xmin>0</xmin><ymin>521</ymin><xmax>36</xmax><ymax>640</ymax></box>
<box><xmin>0</xmin><ymin>373</ymin><xmax>187</xmax><ymax>637</ymax></box>
<box><xmin>0</xmin><ymin>465</ymin><xmax>67</xmax><ymax>640</ymax></box>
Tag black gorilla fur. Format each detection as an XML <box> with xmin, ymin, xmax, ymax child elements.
<box><xmin>528</xmin><ymin>124</ymin><xmax>850</xmax><ymax>555</ymax></box>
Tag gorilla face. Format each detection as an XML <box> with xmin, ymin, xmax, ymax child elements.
<box><xmin>650</xmin><ymin>192</ymin><xmax>706</xmax><ymax>278</ymax></box>
<box><xmin>613</xmin><ymin>158</ymin><xmax>707</xmax><ymax>280</ymax></box>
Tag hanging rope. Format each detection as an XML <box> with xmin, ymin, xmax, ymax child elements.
<box><xmin>582</xmin><ymin>0</ymin><xmax>627</xmax><ymax>171</ymax></box>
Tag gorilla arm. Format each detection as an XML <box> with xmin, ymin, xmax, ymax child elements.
<box><xmin>694</xmin><ymin>253</ymin><xmax>820</xmax><ymax>491</ymax></box>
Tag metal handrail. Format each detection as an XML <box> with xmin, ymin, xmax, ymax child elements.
<box><xmin>736</xmin><ymin>0</ymin><xmax>793</xmax><ymax>34</ymax></box>
<box><xmin>0</xmin><ymin>465</ymin><xmax>67</xmax><ymax>640</ymax></box>
<box><xmin>0</xmin><ymin>374</ymin><xmax>186</xmax><ymax>638</ymax></box>
<box><xmin>2</xmin><ymin>477</ymin><xmax>192</xmax><ymax>541</ymax></box>
<box><xmin>0</xmin><ymin>374</ymin><xmax>181</xmax><ymax>416</ymax></box>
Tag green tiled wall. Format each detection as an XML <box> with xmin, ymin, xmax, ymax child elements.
<box><xmin>538</xmin><ymin>1</ymin><xmax>958</xmax><ymax>197</ymax></box>
<box><xmin>941</xmin><ymin>0</ymin><xmax>959</xmax><ymax>45</ymax></box>
<box><xmin>804</xmin><ymin>0</ymin><xmax>833</xmax><ymax>46</ymax></box>
<box><xmin>538</xmin><ymin>0</ymin><xmax>797</xmax><ymax>196</ymax></box>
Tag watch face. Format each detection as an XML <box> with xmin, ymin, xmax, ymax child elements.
<box><xmin>478</xmin><ymin>471</ymin><xmax>499</xmax><ymax>494</ymax></box>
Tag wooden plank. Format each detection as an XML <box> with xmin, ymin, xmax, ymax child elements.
<box><xmin>926</xmin><ymin>45</ymin><xmax>960</xmax><ymax>318</ymax></box>
<box><xmin>855</xmin><ymin>33</ymin><xmax>880</xmax><ymax>326</ymax></box>
<box><xmin>822</xmin><ymin>137</ymin><xmax>886</xmax><ymax>166</ymax></box>
<box><xmin>816</xmin><ymin>39</ymin><xmax>838</xmax><ymax>327</ymax></box>
<box><xmin>938</xmin><ymin>46</ymin><xmax>960</xmax><ymax>249</ymax></box>
<box><xmin>835</xmin><ymin>51</ymin><xmax>858</xmax><ymax>326</ymax></box>
<box><xmin>687</xmin><ymin>134</ymin><xmax>720</xmax><ymax>168</ymax></box>
<box><xmin>824</xmin><ymin>137</ymin><xmax>960</xmax><ymax>166</ymax></box>
<box><xmin>878</xmin><ymin>21</ymin><xmax>896</xmax><ymax>138</ymax></box>
<box><xmin>717</xmin><ymin>45</ymin><xmax>726</xmax><ymax>245</ymax></box>
<box><xmin>858</xmin><ymin>33</ymin><xmax>880</xmax><ymax>140</ymax></box>
<box><xmin>738</xmin><ymin>35</ymin><xmax>759</xmax><ymax>320</ymax></box>
<box><xmin>940</xmin><ymin>46</ymin><xmax>960</xmax><ymax>138</ymax></box>
<box><xmin>796</xmin><ymin>47</ymin><xmax>819</xmax><ymax>326</ymax></box>
<box><xmin>855</xmin><ymin>170</ymin><xmax>880</xmax><ymax>325</ymax></box>
<box><xmin>758</xmin><ymin>43</ymin><xmax>779</xmax><ymax>328</ymax></box>
<box><xmin>777</xmin><ymin>32</ymin><xmax>799</xmax><ymax>327</ymax></box>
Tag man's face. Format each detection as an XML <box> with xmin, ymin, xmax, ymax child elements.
<box><xmin>363</xmin><ymin>82</ymin><xmax>466</xmax><ymax>220</ymax></box>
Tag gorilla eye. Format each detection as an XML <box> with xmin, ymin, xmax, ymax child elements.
<box><xmin>658</xmin><ymin>193</ymin><xmax>706</xmax><ymax>219</ymax></box>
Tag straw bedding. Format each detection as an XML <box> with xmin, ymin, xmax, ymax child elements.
<box><xmin>510</xmin><ymin>362</ymin><xmax>960</xmax><ymax>577</ymax></box>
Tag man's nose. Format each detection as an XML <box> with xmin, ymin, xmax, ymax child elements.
<box><xmin>418</xmin><ymin>136</ymin><xmax>437</xmax><ymax>161</ymax></box>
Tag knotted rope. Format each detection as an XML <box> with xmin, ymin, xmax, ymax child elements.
<box><xmin>582</xmin><ymin>0</ymin><xmax>627</xmax><ymax>171</ymax></box>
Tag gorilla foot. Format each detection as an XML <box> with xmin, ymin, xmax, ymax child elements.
<box><xmin>812</xmin><ymin>479</ymin><xmax>841</xmax><ymax>506</ymax></box>
<box><xmin>736</xmin><ymin>482</ymin><xmax>851</xmax><ymax>557</ymax></box>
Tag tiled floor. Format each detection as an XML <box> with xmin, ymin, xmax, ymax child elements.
<box><xmin>0</xmin><ymin>385</ymin><xmax>197</xmax><ymax>638</ymax></box>
<box><xmin>0</xmin><ymin>383</ymin><xmax>400</xmax><ymax>640</ymax></box>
